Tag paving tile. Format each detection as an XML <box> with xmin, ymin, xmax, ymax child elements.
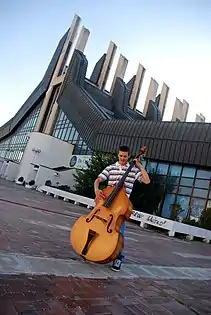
<box><xmin>0</xmin><ymin>301</ymin><xmax>18</xmax><ymax>315</ymax></box>
<box><xmin>161</xmin><ymin>301</ymin><xmax>197</xmax><ymax>315</ymax></box>
<box><xmin>125</xmin><ymin>304</ymin><xmax>155</xmax><ymax>315</ymax></box>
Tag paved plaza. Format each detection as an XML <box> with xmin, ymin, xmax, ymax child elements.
<box><xmin>0</xmin><ymin>179</ymin><xmax>211</xmax><ymax>314</ymax></box>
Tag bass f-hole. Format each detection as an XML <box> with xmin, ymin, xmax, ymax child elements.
<box><xmin>86</xmin><ymin>209</ymin><xmax>100</xmax><ymax>223</ymax></box>
<box><xmin>107</xmin><ymin>214</ymin><xmax>113</xmax><ymax>233</ymax></box>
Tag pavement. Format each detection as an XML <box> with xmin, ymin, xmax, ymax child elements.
<box><xmin>0</xmin><ymin>179</ymin><xmax>211</xmax><ymax>314</ymax></box>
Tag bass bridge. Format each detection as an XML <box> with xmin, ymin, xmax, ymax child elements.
<box><xmin>85</xmin><ymin>209</ymin><xmax>113</xmax><ymax>233</ymax></box>
<box><xmin>94</xmin><ymin>214</ymin><xmax>107</xmax><ymax>223</ymax></box>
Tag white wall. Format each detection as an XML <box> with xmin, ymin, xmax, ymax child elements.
<box><xmin>4</xmin><ymin>161</ymin><xmax>20</xmax><ymax>181</ymax></box>
<box><xmin>59</xmin><ymin>169</ymin><xmax>77</xmax><ymax>189</ymax></box>
<box><xmin>16</xmin><ymin>132</ymin><xmax>74</xmax><ymax>182</ymax></box>
<box><xmin>35</xmin><ymin>166</ymin><xmax>58</xmax><ymax>188</ymax></box>
<box><xmin>0</xmin><ymin>161</ymin><xmax>3</xmax><ymax>174</ymax></box>
<box><xmin>0</xmin><ymin>161</ymin><xmax>8</xmax><ymax>177</ymax></box>
<box><xmin>35</xmin><ymin>166</ymin><xmax>77</xmax><ymax>190</ymax></box>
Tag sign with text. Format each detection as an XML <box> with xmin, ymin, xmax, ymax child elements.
<box><xmin>131</xmin><ymin>210</ymin><xmax>145</xmax><ymax>221</ymax></box>
<box><xmin>69</xmin><ymin>155</ymin><xmax>92</xmax><ymax>170</ymax></box>
<box><xmin>131</xmin><ymin>210</ymin><xmax>174</xmax><ymax>230</ymax></box>
<box><xmin>146</xmin><ymin>215</ymin><xmax>167</xmax><ymax>227</ymax></box>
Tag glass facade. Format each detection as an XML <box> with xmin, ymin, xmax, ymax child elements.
<box><xmin>145</xmin><ymin>161</ymin><xmax>211</xmax><ymax>220</ymax></box>
<box><xmin>52</xmin><ymin>109</ymin><xmax>92</xmax><ymax>155</ymax></box>
<box><xmin>0</xmin><ymin>106</ymin><xmax>41</xmax><ymax>162</ymax></box>
<box><xmin>51</xmin><ymin>110</ymin><xmax>211</xmax><ymax>220</ymax></box>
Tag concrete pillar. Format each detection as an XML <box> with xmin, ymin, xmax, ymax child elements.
<box><xmin>143</xmin><ymin>78</ymin><xmax>159</xmax><ymax>116</ymax></box>
<box><xmin>44</xmin><ymin>102</ymin><xmax>60</xmax><ymax>135</ymax></box>
<box><xmin>75</xmin><ymin>26</ymin><xmax>90</xmax><ymax>53</ymax></box>
<box><xmin>172</xmin><ymin>98</ymin><xmax>189</xmax><ymax>122</ymax></box>
<box><xmin>110</xmin><ymin>54</ymin><xmax>128</xmax><ymax>94</ymax></box>
<box><xmin>129</xmin><ymin>64</ymin><xmax>146</xmax><ymax>110</ymax></box>
<box><xmin>98</xmin><ymin>41</ymin><xmax>117</xmax><ymax>90</ymax></box>
<box><xmin>172</xmin><ymin>98</ymin><xmax>182</xmax><ymax>121</ymax></box>
<box><xmin>158</xmin><ymin>83</ymin><xmax>169</xmax><ymax>119</ymax></box>
<box><xmin>182</xmin><ymin>99</ymin><xmax>189</xmax><ymax>121</ymax></box>
<box><xmin>44</xmin><ymin>26</ymin><xmax>90</xmax><ymax>136</ymax></box>
<box><xmin>34</xmin><ymin>14</ymin><xmax>81</xmax><ymax>133</ymax></box>
<box><xmin>195</xmin><ymin>113</ymin><xmax>205</xmax><ymax>122</ymax></box>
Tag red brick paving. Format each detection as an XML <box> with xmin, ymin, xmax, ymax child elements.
<box><xmin>0</xmin><ymin>179</ymin><xmax>211</xmax><ymax>314</ymax></box>
<box><xmin>0</xmin><ymin>275</ymin><xmax>211</xmax><ymax>314</ymax></box>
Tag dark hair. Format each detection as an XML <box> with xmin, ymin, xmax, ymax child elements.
<box><xmin>119</xmin><ymin>145</ymin><xmax>130</xmax><ymax>153</ymax></box>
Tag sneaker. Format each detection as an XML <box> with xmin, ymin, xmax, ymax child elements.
<box><xmin>111</xmin><ymin>259</ymin><xmax>122</xmax><ymax>272</ymax></box>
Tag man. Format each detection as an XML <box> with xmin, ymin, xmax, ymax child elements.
<box><xmin>94</xmin><ymin>145</ymin><xmax>150</xmax><ymax>271</ymax></box>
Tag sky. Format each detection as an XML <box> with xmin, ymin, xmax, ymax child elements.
<box><xmin>0</xmin><ymin>0</ymin><xmax>211</xmax><ymax>127</ymax></box>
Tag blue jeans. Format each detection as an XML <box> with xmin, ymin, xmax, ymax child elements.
<box><xmin>116</xmin><ymin>221</ymin><xmax>125</xmax><ymax>262</ymax></box>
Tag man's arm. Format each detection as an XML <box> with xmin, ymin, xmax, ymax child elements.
<box><xmin>135</xmin><ymin>160</ymin><xmax>150</xmax><ymax>184</ymax></box>
<box><xmin>94</xmin><ymin>177</ymin><xmax>103</xmax><ymax>192</ymax></box>
<box><xmin>94</xmin><ymin>167</ymin><xmax>109</xmax><ymax>199</ymax></box>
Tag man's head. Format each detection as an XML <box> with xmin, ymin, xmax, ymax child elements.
<box><xmin>118</xmin><ymin>145</ymin><xmax>130</xmax><ymax>166</ymax></box>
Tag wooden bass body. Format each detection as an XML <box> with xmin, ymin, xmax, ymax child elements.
<box><xmin>70</xmin><ymin>185</ymin><xmax>132</xmax><ymax>264</ymax></box>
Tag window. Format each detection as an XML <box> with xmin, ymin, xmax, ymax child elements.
<box><xmin>195</xmin><ymin>179</ymin><xmax>210</xmax><ymax>189</ymax></box>
<box><xmin>182</xmin><ymin>167</ymin><xmax>196</xmax><ymax>178</ymax></box>
<box><xmin>73</xmin><ymin>130</ymin><xmax>79</xmax><ymax>141</ymax></box>
<box><xmin>64</xmin><ymin>127</ymin><xmax>71</xmax><ymax>141</ymax></box>
<box><xmin>192</xmin><ymin>188</ymin><xmax>208</xmax><ymax>199</ymax></box>
<box><xmin>156</xmin><ymin>175</ymin><xmax>166</xmax><ymax>185</ymax></box>
<box><xmin>180</xmin><ymin>178</ymin><xmax>194</xmax><ymax>187</ymax></box>
<box><xmin>146</xmin><ymin>162</ymin><xmax>157</xmax><ymax>173</ymax></box>
<box><xmin>60</xmin><ymin>128</ymin><xmax>67</xmax><ymax>140</ymax></box>
<box><xmin>169</xmin><ymin>165</ymin><xmax>182</xmax><ymax>177</ymax></box>
<box><xmin>0</xmin><ymin>105</ymin><xmax>41</xmax><ymax>162</ymax></box>
<box><xmin>157</xmin><ymin>163</ymin><xmax>169</xmax><ymax>175</ymax></box>
<box><xmin>161</xmin><ymin>194</ymin><xmax>175</xmax><ymax>218</ymax></box>
<box><xmin>166</xmin><ymin>176</ymin><xmax>179</xmax><ymax>193</ymax></box>
<box><xmin>57</xmin><ymin>129</ymin><xmax>63</xmax><ymax>139</ymax></box>
<box><xmin>190</xmin><ymin>198</ymin><xmax>206</xmax><ymax>219</ymax></box>
<box><xmin>176</xmin><ymin>195</ymin><xmax>190</xmax><ymax>219</ymax></box>
<box><xmin>54</xmin><ymin>129</ymin><xmax>59</xmax><ymax>138</ymax></box>
<box><xmin>196</xmin><ymin>169</ymin><xmax>211</xmax><ymax>180</ymax></box>
<box><xmin>177</xmin><ymin>186</ymin><xmax>192</xmax><ymax>195</ymax></box>
<box><xmin>69</xmin><ymin>128</ymin><xmax>77</xmax><ymax>142</ymax></box>
<box><xmin>53</xmin><ymin>109</ymin><xmax>91</xmax><ymax>156</ymax></box>
<box><xmin>60</xmin><ymin>111</ymin><xmax>65</xmax><ymax>121</ymax></box>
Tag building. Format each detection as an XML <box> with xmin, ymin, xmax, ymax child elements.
<box><xmin>0</xmin><ymin>14</ymin><xmax>210</xmax><ymax>221</ymax></box>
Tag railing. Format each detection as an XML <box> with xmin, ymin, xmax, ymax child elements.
<box><xmin>37</xmin><ymin>185</ymin><xmax>94</xmax><ymax>209</ymax></box>
<box><xmin>37</xmin><ymin>185</ymin><xmax>211</xmax><ymax>243</ymax></box>
<box><xmin>131</xmin><ymin>210</ymin><xmax>211</xmax><ymax>243</ymax></box>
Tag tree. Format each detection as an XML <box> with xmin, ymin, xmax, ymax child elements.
<box><xmin>169</xmin><ymin>202</ymin><xmax>184</xmax><ymax>221</ymax></box>
<box><xmin>73</xmin><ymin>151</ymin><xmax>117</xmax><ymax>198</ymax></box>
<box><xmin>200</xmin><ymin>206</ymin><xmax>211</xmax><ymax>230</ymax></box>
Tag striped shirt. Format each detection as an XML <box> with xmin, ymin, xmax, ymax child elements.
<box><xmin>98</xmin><ymin>162</ymin><xmax>142</xmax><ymax>197</ymax></box>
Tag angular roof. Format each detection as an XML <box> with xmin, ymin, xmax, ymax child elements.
<box><xmin>2</xmin><ymin>29</ymin><xmax>210</xmax><ymax>169</ymax></box>
<box><xmin>58</xmin><ymin>50</ymin><xmax>211</xmax><ymax>168</ymax></box>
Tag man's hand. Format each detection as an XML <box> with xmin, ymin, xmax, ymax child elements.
<box><xmin>134</xmin><ymin>158</ymin><xmax>150</xmax><ymax>184</ymax></box>
<box><xmin>95</xmin><ymin>189</ymin><xmax>105</xmax><ymax>200</ymax></box>
<box><xmin>134</xmin><ymin>158</ymin><xmax>143</xmax><ymax>169</ymax></box>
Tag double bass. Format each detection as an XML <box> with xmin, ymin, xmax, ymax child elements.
<box><xmin>70</xmin><ymin>146</ymin><xmax>147</xmax><ymax>264</ymax></box>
